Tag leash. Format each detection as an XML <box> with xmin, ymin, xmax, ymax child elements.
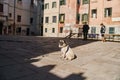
<box><xmin>65</xmin><ymin>45</ymin><xmax>69</xmax><ymax>54</ymax></box>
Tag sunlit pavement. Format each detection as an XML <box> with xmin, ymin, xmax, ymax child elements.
<box><xmin>0</xmin><ymin>35</ymin><xmax>120</xmax><ymax>80</ymax></box>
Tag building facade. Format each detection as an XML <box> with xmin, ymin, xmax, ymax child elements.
<box><xmin>89</xmin><ymin>0</ymin><xmax>120</xmax><ymax>35</ymax></box>
<box><xmin>0</xmin><ymin>0</ymin><xmax>39</xmax><ymax>36</ymax></box>
<box><xmin>1</xmin><ymin>0</ymin><xmax>120</xmax><ymax>37</ymax></box>
<box><xmin>58</xmin><ymin>0</ymin><xmax>79</xmax><ymax>37</ymax></box>
<box><xmin>0</xmin><ymin>0</ymin><xmax>9</xmax><ymax>35</ymax></box>
<box><xmin>36</xmin><ymin>0</ymin><xmax>44</xmax><ymax>36</ymax></box>
<box><xmin>43</xmin><ymin>0</ymin><xmax>80</xmax><ymax>37</ymax></box>
<box><xmin>43</xmin><ymin>0</ymin><xmax>60</xmax><ymax>37</ymax></box>
<box><xmin>43</xmin><ymin>0</ymin><xmax>120</xmax><ymax>37</ymax></box>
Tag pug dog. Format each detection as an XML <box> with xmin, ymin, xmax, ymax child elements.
<box><xmin>59</xmin><ymin>40</ymin><xmax>76</xmax><ymax>60</ymax></box>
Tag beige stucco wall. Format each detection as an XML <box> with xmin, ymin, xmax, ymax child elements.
<box><xmin>43</xmin><ymin>0</ymin><xmax>59</xmax><ymax>37</ymax></box>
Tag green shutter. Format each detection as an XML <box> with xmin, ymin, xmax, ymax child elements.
<box><xmin>109</xmin><ymin>27</ymin><xmax>115</xmax><ymax>34</ymax></box>
<box><xmin>82</xmin><ymin>14</ymin><xmax>88</xmax><ymax>22</ymax></box>
<box><xmin>82</xmin><ymin>0</ymin><xmax>89</xmax><ymax>4</ymax></box>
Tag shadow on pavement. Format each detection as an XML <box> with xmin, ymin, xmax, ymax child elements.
<box><xmin>0</xmin><ymin>64</ymin><xmax>86</xmax><ymax>80</ymax></box>
<box><xmin>0</xmin><ymin>36</ymin><xmax>98</xmax><ymax>80</ymax></box>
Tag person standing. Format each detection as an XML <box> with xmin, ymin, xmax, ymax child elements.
<box><xmin>83</xmin><ymin>22</ymin><xmax>89</xmax><ymax>40</ymax></box>
<box><xmin>100</xmin><ymin>23</ymin><xmax>106</xmax><ymax>42</ymax></box>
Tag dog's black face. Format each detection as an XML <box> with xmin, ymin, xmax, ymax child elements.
<box><xmin>59</xmin><ymin>40</ymin><xmax>67</xmax><ymax>48</ymax></box>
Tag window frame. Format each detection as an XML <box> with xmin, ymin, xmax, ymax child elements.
<box><xmin>17</xmin><ymin>15</ymin><xmax>21</xmax><ymax>22</ymax></box>
<box><xmin>82</xmin><ymin>0</ymin><xmax>89</xmax><ymax>4</ymax></box>
<box><xmin>109</xmin><ymin>27</ymin><xmax>115</xmax><ymax>34</ymax></box>
<box><xmin>30</xmin><ymin>17</ymin><xmax>33</xmax><ymax>24</ymax></box>
<box><xmin>0</xmin><ymin>3</ymin><xmax>3</xmax><ymax>12</ymax></box>
<box><xmin>44</xmin><ymin>3</ymin><xmax>49</xmax><ymax>9</ymax></box>
<box><xmin>52</xmin><ymin>16</ymin><xmax>57</xmax><ymax>23</ymax></box>
<box><xmin>52</xmin><ymin>28</ymin><xmax>55</xmax><ymax>33</ymax></box>
<box><xmin>104</xmin><ymin>7</ymin><xmax>112</xmax><ymax>17</ymax></box>
<box><xmin>77</xmin><ymin>0</ymin><xmax>80</xmax><ymax>4</ymax></box>
<box><xmin>60</xmin><ymin>27</ymin><xmax>63</xmax><ymax>33</ymax></box>
<box><xmin>52</xmin><ymin>2</ymin><xmax>57</xmax><ymax>8</ymax></box>
<box><xmin>59</xmin><ymin>14</ymin><xmax>65</xmax><ymax>23</ymax></box>
<box><xmin>45</xmin><ymin>17</ymin><xmax>49</xmax><ymax>23</ymax></box>
<box><xmin>60</xmin><ymin>0</ymin><xmax>66</xmax><ymax>6</ymax></box>
<box><xmin>17</xmin><ymin>0</ymin><xmax>22</xmax><ymax>4</ymax></box>
<box><xmin>76</xmin><ymin>13</ymin><xmax>80</xmax><ymax>23</ymax></box>
<box><xmin>30</xmin><ymin>0</ymin><xmax>34</xmax><ymax>5</ymax></box>
<box><xmin>91</xmin><ymin>9</ymin><xmax>97</xmax><ymax>18</ymax></box>
<box><xmin>91</xmin><ymin>27</ymin><xmax>96</xmax><ymax>34</ymax></box>
<box><xmin>45</xmin><ymin>28</ymin><xmax>47</xmax><ymax>33</ymax></box>
<box><xmin>9</xmin><ymin>13</ymin><xmax>12</xmax><ymax>17</ymax></box>
<box><xmin>82</xmin><ymin>13</ymin><xmax>88</xmax><ymax>22</ymax></box>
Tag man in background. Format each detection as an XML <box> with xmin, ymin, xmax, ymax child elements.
<box><xmin>83</xmin><ymin>22</ymin><xmax>90</xmax><ymax>40</ymax></box>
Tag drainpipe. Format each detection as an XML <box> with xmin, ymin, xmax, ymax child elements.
<box><xmin>57</xmin><ymin>0</ymin><xmax>60</xmax><ymax>37</ymax></box>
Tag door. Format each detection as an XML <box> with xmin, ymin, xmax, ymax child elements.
<box><xmin>0</xmin><ymin>21</ymin><xmax>3</xmax><ymax>35</ymax></box>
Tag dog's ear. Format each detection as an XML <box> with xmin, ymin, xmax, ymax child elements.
<box><xmin>59</xmin><ymin>40</ymin><xmax>63</xmax><ymax>47</ymax></box>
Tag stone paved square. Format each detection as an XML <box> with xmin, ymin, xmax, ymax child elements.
<box><xmin>0</xmin><ymin>36</ymin><xmax>120</xmax><ymax>80</ymax></box>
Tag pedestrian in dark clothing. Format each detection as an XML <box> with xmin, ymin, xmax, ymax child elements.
<box><xmin>100</xmin><ymin>23</ymin><xmax>106</xmax><ymax>42</ymax></box>
<box><xmin>83</xmin><ymin>22</ymin><xmax>89</xmax><ymax>40</ymax></box>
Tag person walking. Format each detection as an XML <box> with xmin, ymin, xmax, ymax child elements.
<box><xmin>100</xmin><ymin>23</ymin><xmax>106</xmax><ymax>42</ymax></box>
<box><xmin>83</xmin><ymin>22</ymin><xmax>89</xmax><ymax>40</ymax></box>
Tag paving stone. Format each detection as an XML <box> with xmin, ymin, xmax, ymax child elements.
<box><xmin>0</xmin><ymin>36</ymin><xmax>120</xmax><ymax>80</ymax></box>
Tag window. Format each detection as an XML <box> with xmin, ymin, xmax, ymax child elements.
<box><xmin>82</xmin><ymin>0</ymin><xmax>89</xmax><ymax>4</ymax></box>
<box><xmin>52</xmin><ymin>16</ymin><xmax>57</xmax><ymax>23</ymax></box>
<box><xmin>76</xmin><ymin>14</ymin><xmax>80</xmax><ymax>23</ymax></box>
<box><xmin>9</xmin><ymin>13</ymin><xmax>12</xmax><ymax>17</ymax></box>
<box><xmin>44</xmin><ymin>3</ymin><xmax>49</xmax><ymax>9</ymax></box>
<box><xmin>59</xmin><ymin>14</ymin><xmax>65</xmax><ymax>23</ymax></box>
<box><xmin>45</xmin><ymin>17</ymin><xmax>49</xmax><ymax>23</ymax></box>
<box><xmin>16</xmin><ymin>27</ymin><xmax>21</xmax><ymax>33</ymax></box>
<box><xmin>17</xmin><ymin>15</ymin><xmax>21</xmax><ymax>22</ymax></box>
<box><xmin>60</xmin><ymin>27</ymin><xmax>63</xmax><ymax>33</ymax></box>
<box><xmin>41</xmin><ymin>0</ymin><xmax>44</xmax><ymax>2</ymax></box>
<box><xmin>104</xmin><ymin>7</ymin><xmax>112</xmax><ymax>17</ymax></box>
<box><xmin>17</xmin><ymin>0</ymin><xmax>22</xmax><ymax>4</ymax></box>
<box><xmin>41</xmin><ymin>17</ymin><xmax>43</xmax><ymax>23</ymax></box>
<box><xmin>42</xmin><ymin>4</ymin><xmax>44</xmax><ymax>10</ymax></box>
<box><xmin>82</xmin><ymin>13</ymin><xmax>88</xmax><ymax>22</ymax></box>
<box><xmin>45</xmin><ymin>28</ymin><xmax>47</xmax><ymax>33</ymax></box>
<box><xmin>31</xmin><ymin>0</ymin><xmax>34</xmax><ymax>5</ymax></box>
<box><xmin>52</xmin><ymin>28</ymin><xmax>55</xmax><ymax>33</ymax></box>
<box><xmin>18</xmin><ymin>0</ymin><xmax>22</xmax><ymax>1</ymax></box>
<box><xmin>30</xmin><ymin>18</ymin><xmax>33</xmax><ymax>24</ymax></box>
<box><xmin>77</xmin><ymin>0</ymin><xmax>80</xmax><ymax>4</ymax></box>
<box><xmin>52</xmin><ymin>2</ymin><xmax>57</xmax><ymax>8</ymax></box>
<box><xmin>91</xmin><ymin>9</ymin><xmax>97</xmax><ymax>18</ymax></box>
<box><xmin>91</xmin><ymin>27</ymin><xmax>96</xmax><ymax>34</ymax></box>
<box><xmin>109</xmin><ymin>27</ymin><xmax>115</xmax><ymax>34</ymax></box>
<box><xmin>0</xmin><ymin>3</ymin><xmax>3</xmax><ymax>12</ymax></box>
<box><xmin>60</xmin><ymin>0</ymin><xmax>66</xmax><ymax>6</ymax></box>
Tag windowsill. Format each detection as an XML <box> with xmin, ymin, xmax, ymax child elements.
<box><xmin>59</xmin><ymin>21</ymin><xmax>64</xmax><ymax>23</ymax></box>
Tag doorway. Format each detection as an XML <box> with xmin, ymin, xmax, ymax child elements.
<box><xmin>0</xmin><ymin>21</ymin><xmax>3</xmax><ymax>35</ymax></box>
